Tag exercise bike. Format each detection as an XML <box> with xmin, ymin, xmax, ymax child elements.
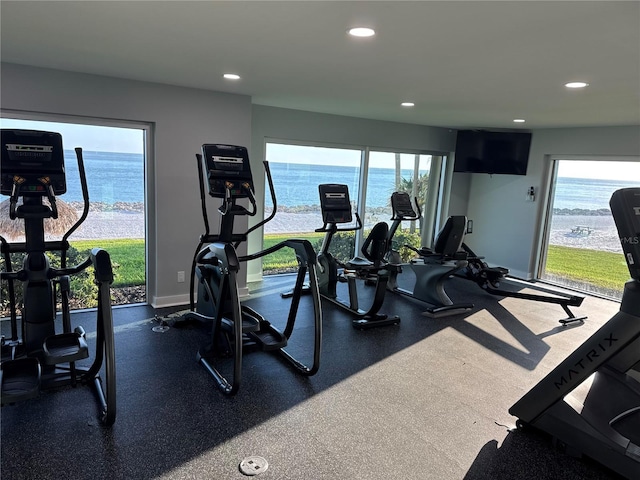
<box><xmin>283</xmin><ymin>183</ymin><xmax>400</xmax><ymax>329</ymax></box>
<box><xmin>510</xmin><ymin>187</ymin><xmax>640</xmax><ymax>478</ymax></box>
<box><xmin>0</xmin><ymin>129</ymin><xmax>116</xmax><ymax>426</ymax></box>
<box><xmin>385</xmin><ymin>191</ymin><xmax>474</xmax><ymax>317</ymax></box>
<box><xmin>183</xmin><ymin>144</ymin><xmax>322</xmax><ymax>396</ymax></box>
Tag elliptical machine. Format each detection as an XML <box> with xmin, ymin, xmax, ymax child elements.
<box><xmin>509</xmin><ymin>188</ymin><xmax>640</xmax><ymax>478</ymax></box>
<box><xmin>292</xmin><ymin>183</ymin><xmax>400</xmax><ymax>329</ymax></box>
<box><xmin>184</xmin><ymin>144</ymin><xmax>322</xmax><ymax>396</ymax></box>
<box><xmin>0</xmin><ymin>129</ymin><xmax>116</xmax><ymax>426</ymax></box>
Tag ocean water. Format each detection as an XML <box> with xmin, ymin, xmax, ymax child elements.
<box><xmin>264</xmin><ymin>162</ymin><xmax>423</xmax><ymax>208</ymax></box>
<box><xmin>59</xmin><ymin>151</ymin><xmax>640</xmax><ymax>212</ymax></box>
<box><xmin>552</xmin><ymin>177</ymin><xmax>640</xmax><ymax>212</ymax></box>
<box><xmin>61</xmin><ymin>150</ymin><xmax>145</xmax><ymax>204</ymax></box>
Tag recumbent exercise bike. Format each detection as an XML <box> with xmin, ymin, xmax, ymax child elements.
<box><xmin>386</xmin><ymin>191</ymin><xmax>585</xmax><ymax>323</ymax></box>
<box><xmin>385</xmin><ymin>191</ymin><xmax>474</xmax><ymax>317</ymax></box>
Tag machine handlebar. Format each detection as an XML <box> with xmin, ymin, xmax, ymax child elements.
<box><xmin>315</xmin><ymin>212</ymin><xmax>363</xmax><ymax>233</ymax></box>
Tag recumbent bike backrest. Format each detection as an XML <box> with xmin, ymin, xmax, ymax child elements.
<box><xmin>361</xmin><ymin>221</ymin><xmax>390</xmax><ymax>264</ymax></box>
<box><xmin>433</xmin><ymin>215</ymin><xmax>468</xmax><ymax>257</ymax></box>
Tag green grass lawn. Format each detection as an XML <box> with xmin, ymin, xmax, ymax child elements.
<box><xmin>261</xmin><ymin>232</ymin><xmax>324</xmax><ymax>270</ymax></box>
<box><xmin>68</xmin><ymin>237</ymin><xmax>630</xmax><ymax>296</ymax></box>
<box><xmin>73</xmin><ymin>234</ymin><xmax>320</xmax><ymax>287</ymax></box>
<box><xmin>545</xmin><ymin>244</ymin><xmax>628</xmax><ymax>292</ymax></box>
<box><xmin>72</xmin><ymin>239</ymin><xmax>145</xmax><ymax>288</ymax></box>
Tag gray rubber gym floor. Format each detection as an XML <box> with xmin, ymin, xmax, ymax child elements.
<box><xmin>1</xmin><ymin>273</ymin><xmax>632</xmax><ymax>479</ymax></box>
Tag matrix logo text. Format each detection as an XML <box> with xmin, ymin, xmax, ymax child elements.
<box><xmin>553</xmin><ymin>333</ymin><xmax>618</xmax><ymax>390</ymax></box>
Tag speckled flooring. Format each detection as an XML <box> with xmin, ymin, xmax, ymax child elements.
<box><xmin>1</xmin><ymin>273</ymin><xmax>633</xmax><ymax>479</ymax></box>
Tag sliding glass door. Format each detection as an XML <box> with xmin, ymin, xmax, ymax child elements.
<box><xmin>539</xmin><ymin>157</ymin><xmax>640</xmax><ymax>299</ymax></box>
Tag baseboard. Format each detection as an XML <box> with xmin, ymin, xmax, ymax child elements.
<box><xmin>150</xmin><ymin>294</ymin><xmax>190</xmax><ymax>309</ymax></box>
<box><xmin>151</xmin><ymin>287</ymin><xmax>250</xmax><ymax>309</ymax></box>
<box><xmin>505</xmin><ymin>269</ymin><xmax>530</xmax><ymax>280</ymax></box>
<box><xmin>247</xmin><ymin>272</ymin><xmax>263</xmax><ymax>283</ymax></box>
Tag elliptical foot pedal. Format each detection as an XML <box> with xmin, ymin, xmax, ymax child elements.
<box><xmin>1</xmin><ymin>357</ymin><xmax>41</xmax><ymax>404</ymax></box>
<box><xmin>352</xmin><ymin>315</ymin><xmax>400</xmax><ymax>330</ymax></box>
<box><xmin>248</xmin><ymin>322</ymin><xmax>288</xmax><ymax>351</ymax></box>
<box><xmin>280</xmin><ymin>283</ymin><xmax>311</xmax><ymax>298</ymax></box>
<box><xmin>422</xmin><ymin>304</ymin><xmax>474</xmax><ymax>318</ymax></box>
<box><xmin>221</xmin><ymin>313</ymin><xmax>261</xmax><ymax>334</ymax></box>
<box><xmin>43</xmin><ymin>328</ymin><xmax>89</xmax><ymax>365</ymax></box>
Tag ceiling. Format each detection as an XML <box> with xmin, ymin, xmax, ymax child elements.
<box><xmin>1</xmin><ymin>1</ymin><xmax>639</xmax><ymax>130</ymax></box>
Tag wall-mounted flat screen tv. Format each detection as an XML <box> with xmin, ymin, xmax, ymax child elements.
<box><xmin>454</xmin><ymin>130</ymin><xmax>532</xmax><ymax>175</ymax></box>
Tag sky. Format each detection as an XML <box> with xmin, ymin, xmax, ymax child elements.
<box><xmin>266</xmin><ymin>142</ymin><xmax>432</xmax><ymax>170</ymax></box>
<box><xmin>0</xmin><ymin>118</ymin><xmax>145</xmax><ymax>154</ymax></box>
<box><xmin>557</xmin><ymin>159</ymin><xmax>640</xmax><ymax>181</ymax></box>
<box><xmin>2</xmin><ymin>117</ymin><xmax>638</xmax><ymax>180</ymax></box>
<box><xmin>266</xmin><ymin>143</ymin><xmax>640</xmax><ymax>180</ymax></box>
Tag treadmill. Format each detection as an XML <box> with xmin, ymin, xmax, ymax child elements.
<box><xmin>509</xmin><ymin>187</ymin><xmax>640</xmax><ymax>479</ymax></box>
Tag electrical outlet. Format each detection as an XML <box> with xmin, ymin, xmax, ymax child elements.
<box><xmin>177</xmin><ymin>271</ymin><xmax>185</xmax><ymax>283</ymax></box>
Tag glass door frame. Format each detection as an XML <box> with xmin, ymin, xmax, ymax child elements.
<box><xmin>537</xmin><ymin>154</ymin><xmax>640</xmax><ymax>284</ymax></box>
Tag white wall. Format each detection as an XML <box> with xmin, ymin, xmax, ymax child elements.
<box><xmin>463</xmin><ymin>126</ymin><xmax>640</xmax><ymax>278</ymax></box>
<box><xmin>248</xmin><ymin>105</ymin><xmax>458</xmax><ymax>281</ymax></box>
<box><xmin>1</xmin><ymin>63</ymin><xmax>252</xmax><ymax>307</ymax></box>
<box><xmin>5</xmin><ymin>63</ymin><xmax>634</xmax><ymax>301</ymax></box>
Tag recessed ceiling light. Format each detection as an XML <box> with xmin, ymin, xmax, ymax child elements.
<box><xmin>513</xmin><ymin>119</ymin><xmax>526</xmax><ymax>123</ymax></box>
<box><xmin>565</xmin><ymin>81</ymin><xmax>589</xmax><ymax>88</ymax></box>
<box><xmin>223</xmin><ymin>73</ymin><xmax>241</xmax><ymax>80</ymax></box>
<box><xmin>348</xmin><ymin>27</ymin><xmax>375</xmax><ymax>37</ymax></box>
<box><xmin>401</xmin><ymin>102</ymin><xmax>415</xmax><ymax>107</ymax></box>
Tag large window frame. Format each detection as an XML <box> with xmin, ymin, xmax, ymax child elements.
<box><xmin>262</xmin><ymin>139</ymin><xmax>450</xmax><ymax>259</ymax></box>
<box><xmin>0</xmin><ymin>109</ymin><xmax>152</xmax><ymax>306</ymax></box>
<box><xmin>361</xmin><ymin>147</ymin><xmax>449</xmax><ymax>250</ymax></box>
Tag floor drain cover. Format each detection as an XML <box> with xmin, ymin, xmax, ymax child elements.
<box><xmin>152</xmin><ymin>325</ymin><xmax>169</xmax><ymax>333</ymax></box>
<box><xmin>239</xmin><ymin>456</ymin><xmax>268</xmax><ymax>476</ymax></box>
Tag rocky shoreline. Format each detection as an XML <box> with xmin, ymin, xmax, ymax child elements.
<box><xmin>1</xmin><ymin>204</ymin><xmax>625</xmax><ymax>315</ymax></box>
<box><xmin>4</xmin><ymin>199</ymin><xmax>624</xmax><ymax>252</ymax></box>
<box><xmin>68</xmin><ymin>201</ymin><xmax>144</xmax><ymax>213</ymax></box>
<box><xmin>62</xmin><ymin>206</ymin><xmax>625</xmax><ymax>254</ymax></box>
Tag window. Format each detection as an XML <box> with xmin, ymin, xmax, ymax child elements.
<box><xmin>0</xmin><ymin>115</ymin><xmax>147</xmax><ymax>310</ymax></box>
<box><xmin>364</xmin><ymin>151</ymin><xmax>441</xmax><ymax>257</ymax></box>
<box><xmin>260</xmin><ymin>141</ymin><xmax>447</xmax><ymax>274</ymax></box>
<box><xmin>265</xmin><ymin>142</ymin><xmax>362</xmax><ymax>235</ymax></box>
